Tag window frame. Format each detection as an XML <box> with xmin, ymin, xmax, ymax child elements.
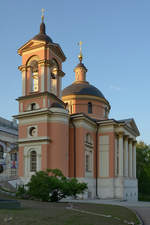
<box><xmin>30</xmin><ymin>150</ymin><xmax>37</xmax><ymax>172</ymax></box>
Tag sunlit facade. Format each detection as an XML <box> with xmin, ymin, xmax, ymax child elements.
<box><xmin>15</xmin><ymin>17</ymin><xmax>140</xmax><ymax>201</ymax></box>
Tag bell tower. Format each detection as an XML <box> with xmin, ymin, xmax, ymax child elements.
<box><xmin>15</xmin><ymin>12</ymin><xmax>69</xmax><ymax>183</ymax></box>
<box><xmin>18</xmin><ymin>12</ymin><xmax>66</xmax><ymax>100</ymax></box>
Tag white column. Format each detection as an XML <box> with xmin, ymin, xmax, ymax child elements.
<box><xmin>29</xmin><ymin>67</ymin><xmax>33</xmax><ymax>92</ymax></box>
<box><xmin>128</xmin><ymin>139</ymin><xmax>133</xmax><ymax>178</ymax></box>
<box><xmin>59</xmin><ymin>76</ymin><xmax>62</xmax><ymax>98</ymax></box>
<box><xmin>133</xmin><ymin>141</ymin><xmax>137</xmax><ymax>178</ymax></box>
<box><xmin>22</xmin><ymin>69</ymin><xmax>26</xmax><ymax>96</ymax></box>
<box><xmin>124</xmin><ymin>136</ymin><xmax>128</xmax><ymax>177</ymax></box>
<box><xmin>118</xmin><ymin>133</ymin><xmax>124</xmax><ymax>176</ymax></box>
<box><xmin>47</xmin><ymin>67</ymin><xmax>51</xmax><ymax>92</ymax></box>
<box><xmin>115</xmin><ymin>136</ymin><xmax>118</xmax><ymax>176</ymax></box>
<box><xmin>40</xmin><ymin>65</ymin><xmax>45</xmax><ymax>92</ymax></box>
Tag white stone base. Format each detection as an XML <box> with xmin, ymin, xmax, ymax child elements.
<box><xmin>78</xmin><ymin>177</ymin><xmax>138</xmax><ymax>201</ymax></box>
<box><xmin>19</xmin><ymin>175</ymin><xmax>138</xmax><ymax>201</ymax></box>
<box><xmin>77</xmin><ymin>177</ymin><xmax>96</xmax><ymax>199</ymax></box>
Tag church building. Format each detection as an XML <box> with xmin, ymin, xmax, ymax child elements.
<box><xmin>15</xmin><ymin>14</ymin><xmax>140</xmax><ymax>201</ymax></box>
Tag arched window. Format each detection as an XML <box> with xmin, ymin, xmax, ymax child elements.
<box><xmin>31</xmin><ymin>103</ymin><xmax>36</xmax><ymax>110</ymax></box>
<box><xmin>0</xmin><ymin>145</ymin><xmax>4</xmax><ymax>159</ymax></box>
<box><xmin>30</xmin><ymin>60</ymin><xmax>39</xmax><ymax>92</ymax></box>
<box><xmin>30</xmin><ymin>151</ymin><xmax>37</xmax><ymax>172</ymax></box>
<box><xmin>26</xmin><ymin>102</ymin><xmax>39</xmax><ymax>111</ymax></box>
<box><xmin>104</xmin><ymin>106</ymin><xmax>109</xmax><ymax>118</ymax></box>
<box><xmin>51</xmin><ymin>59</ymin><xmax>59</xmax><ymax>95</ymax></box>
<box><xmin>85</xmin><ymin>133</ymin><xmax>93</xmax><ymax>174</ymax></box>
<box><xmin>88</xmin><ymin>102</ymin><xmax>92</xmax><ymax>114</ymax></box>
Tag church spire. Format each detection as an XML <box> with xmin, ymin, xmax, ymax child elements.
<box><xmin>40</xmin><ymin>8</ymin><xmax>46</xmax><ymax>34</ymax></box>
<box><xmin>41</xmin><ymin>8</ymin><xmax>45</xmax><ymax>22</ymax></box>
<box><xmin>74</xmin><ymin>41</ymin><xmax>88</xmax><ymax>83</ymax></box>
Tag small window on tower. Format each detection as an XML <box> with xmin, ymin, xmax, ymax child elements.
<box><xmin>29</xmin><ymin>127</ymin><xmax>37</xmax><ymax>137</ymax></box>
<box><xmin>31</xmin><ymin>103</ymin><xmax>36</xmax><ymax>110</ymax></box>
<box><xmin>88</xmin><ymin>102</ymin><xmax>92</xmax><ymax>114</ymax></box>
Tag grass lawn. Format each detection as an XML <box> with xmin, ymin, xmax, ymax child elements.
<box><xmin>0</xmin><ymin>193</ymin><xmax>140</xmax><ymax>225</ymax></box>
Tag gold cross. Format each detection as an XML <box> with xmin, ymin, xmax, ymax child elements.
<box><xmin>78</xmin><ymin>41</ymin><xmax>83</xmax><ymax>63</ymax></box>
<box><xmin>78</xmin><ymin>41</ymin><xmax>83</xmax><ymax>53</ymax></box>
<box><xmin>41</xmin><ymin>8</ymin><xmax>45</xmax><ymax>22</ymax></box>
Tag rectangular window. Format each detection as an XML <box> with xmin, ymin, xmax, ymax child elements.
<box><xmin>85</xmin><ymin>154</ymin><xmax>92</xmax><ymax>172</ymax></box>
<box><xmin>30</xmin><ymin>151</ymin><xmax>37</xmax><ymax>172</ymax></box>
<box><xmin>86</xmin><ymin>154</ymin><xmax>90</xmax><ymax>172</ymax></box>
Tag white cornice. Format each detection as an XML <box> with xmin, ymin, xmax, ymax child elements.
<box><xmin>18</xmin><ymin>136</ymin><xmax>51</xmax><ymax>144</ymax></box>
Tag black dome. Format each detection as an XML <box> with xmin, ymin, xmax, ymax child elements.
<box><xmin>62</xmin><ymin>82</ymin><xmax>105</xmax><ymax>99</ymax></box>
<box><xmin>33</xmin><ymin>22</ymin><xmax>53</xmax><ymax>43</ymax></box>
<box><xmin>33</xmin><ymin>34</ymin><xmax>53</xmax><ymax>43</ymax></box>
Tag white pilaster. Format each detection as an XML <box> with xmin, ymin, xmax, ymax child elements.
<box><xmin>22</xmin><ymin>69</ymin><xmax>26</xmax><ymax>96</ymax></box>
<box><xmin>40</xmin><ymin>65</ymin><xmax>45</xmax><ymax>92</ymax></box>
<box><xmin>124</xmin><ymin>136</ymin><xmax>128</xmax><ymax>177</ymax></box>
<box><xmin>59</xmin><ymin>76</ymin><xmax>62</xmax><ymax>98</ymax></box>
<box><xmin>128</xmin><ymin>139</ymin><xmax>133</xmax><ymax>178</ymax></box>
<box><xmin>118</xmin><ymin>133</ymin><xmax>124</xmax><ymax>177</ymax></box>
<box><xmin>115</xmin><ymin>136</ymin><xmax>118</xmax><ymax>176</ymax></box>
<box><xmin>47</xmin><ymin>67</ymin><xmax>50</xmax><ymax>92</ymax></box>
<box><xmin>27</xmin><ymin>67</ymin><xmax>33</xmax><ymax>92</ymax></box>
<box><xmin>133</xmin><ymin>141</ymin><xmax>137</xmax><ymax>178</ymax></box>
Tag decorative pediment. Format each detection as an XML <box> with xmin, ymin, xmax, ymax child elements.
<box><xmin>49</xmin><ymin>43</ymin><xmax>66</xmax><ymax>62</ymax></box>
<box><xmin>122</xmin><ymin>118</ymin><xmax>140</xmax><ymax>136</ymax></box>
<box><xmin>18</xmin><ymin>40</ymin><xmax>46</xmax><ymax>55</ymax></box>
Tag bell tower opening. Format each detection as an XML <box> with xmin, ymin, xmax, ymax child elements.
<box><xmin>30</xmin><ymin>60</ymin><xmax>39</xmax><ymax>92</ymax></box>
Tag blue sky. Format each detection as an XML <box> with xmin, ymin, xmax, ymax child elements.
<box><xmin>0</xmin><ymin>0</ymin><xmax>149</xmax><ymax>144</ymax></box>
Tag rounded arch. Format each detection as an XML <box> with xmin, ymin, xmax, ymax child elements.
<box><xmin>26</xmin><ymin>55</ymin><xmax>39</xmax><ymax>66</ymax></box>
<box><xmin>26</xmin><ymin>55</ymin><xmax>40</xmax><ymax>92</ymax></box>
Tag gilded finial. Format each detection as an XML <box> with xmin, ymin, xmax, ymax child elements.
<box><xmin>78</xmin><ymin>41</ymin><xmax>83</xmax><ymax>63</ymax></box>
<box><xmin>41</xmin><ymin>8</ymin><xmax>45</xmax><ymax>22</ymax></box>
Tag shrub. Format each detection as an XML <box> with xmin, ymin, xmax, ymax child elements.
<box><xmin>21</xmin><ymin>169</ymin><xmax>87</xmax><ymax>202</ymax></box>
<box><xmin>16</xmin><ymin>185</ymin><xmax>29</xmax><ymax>199</ymax></box>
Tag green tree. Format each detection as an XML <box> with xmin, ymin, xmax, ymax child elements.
<box><xmin>17</xmin><ymin>169</ymin><xmax>87</xmax><ymax>202</ymax></box>
<box><xmin>136</xmin><ymin>141</ymin><xmax>150</xmax><ymax>195</ymax></box>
